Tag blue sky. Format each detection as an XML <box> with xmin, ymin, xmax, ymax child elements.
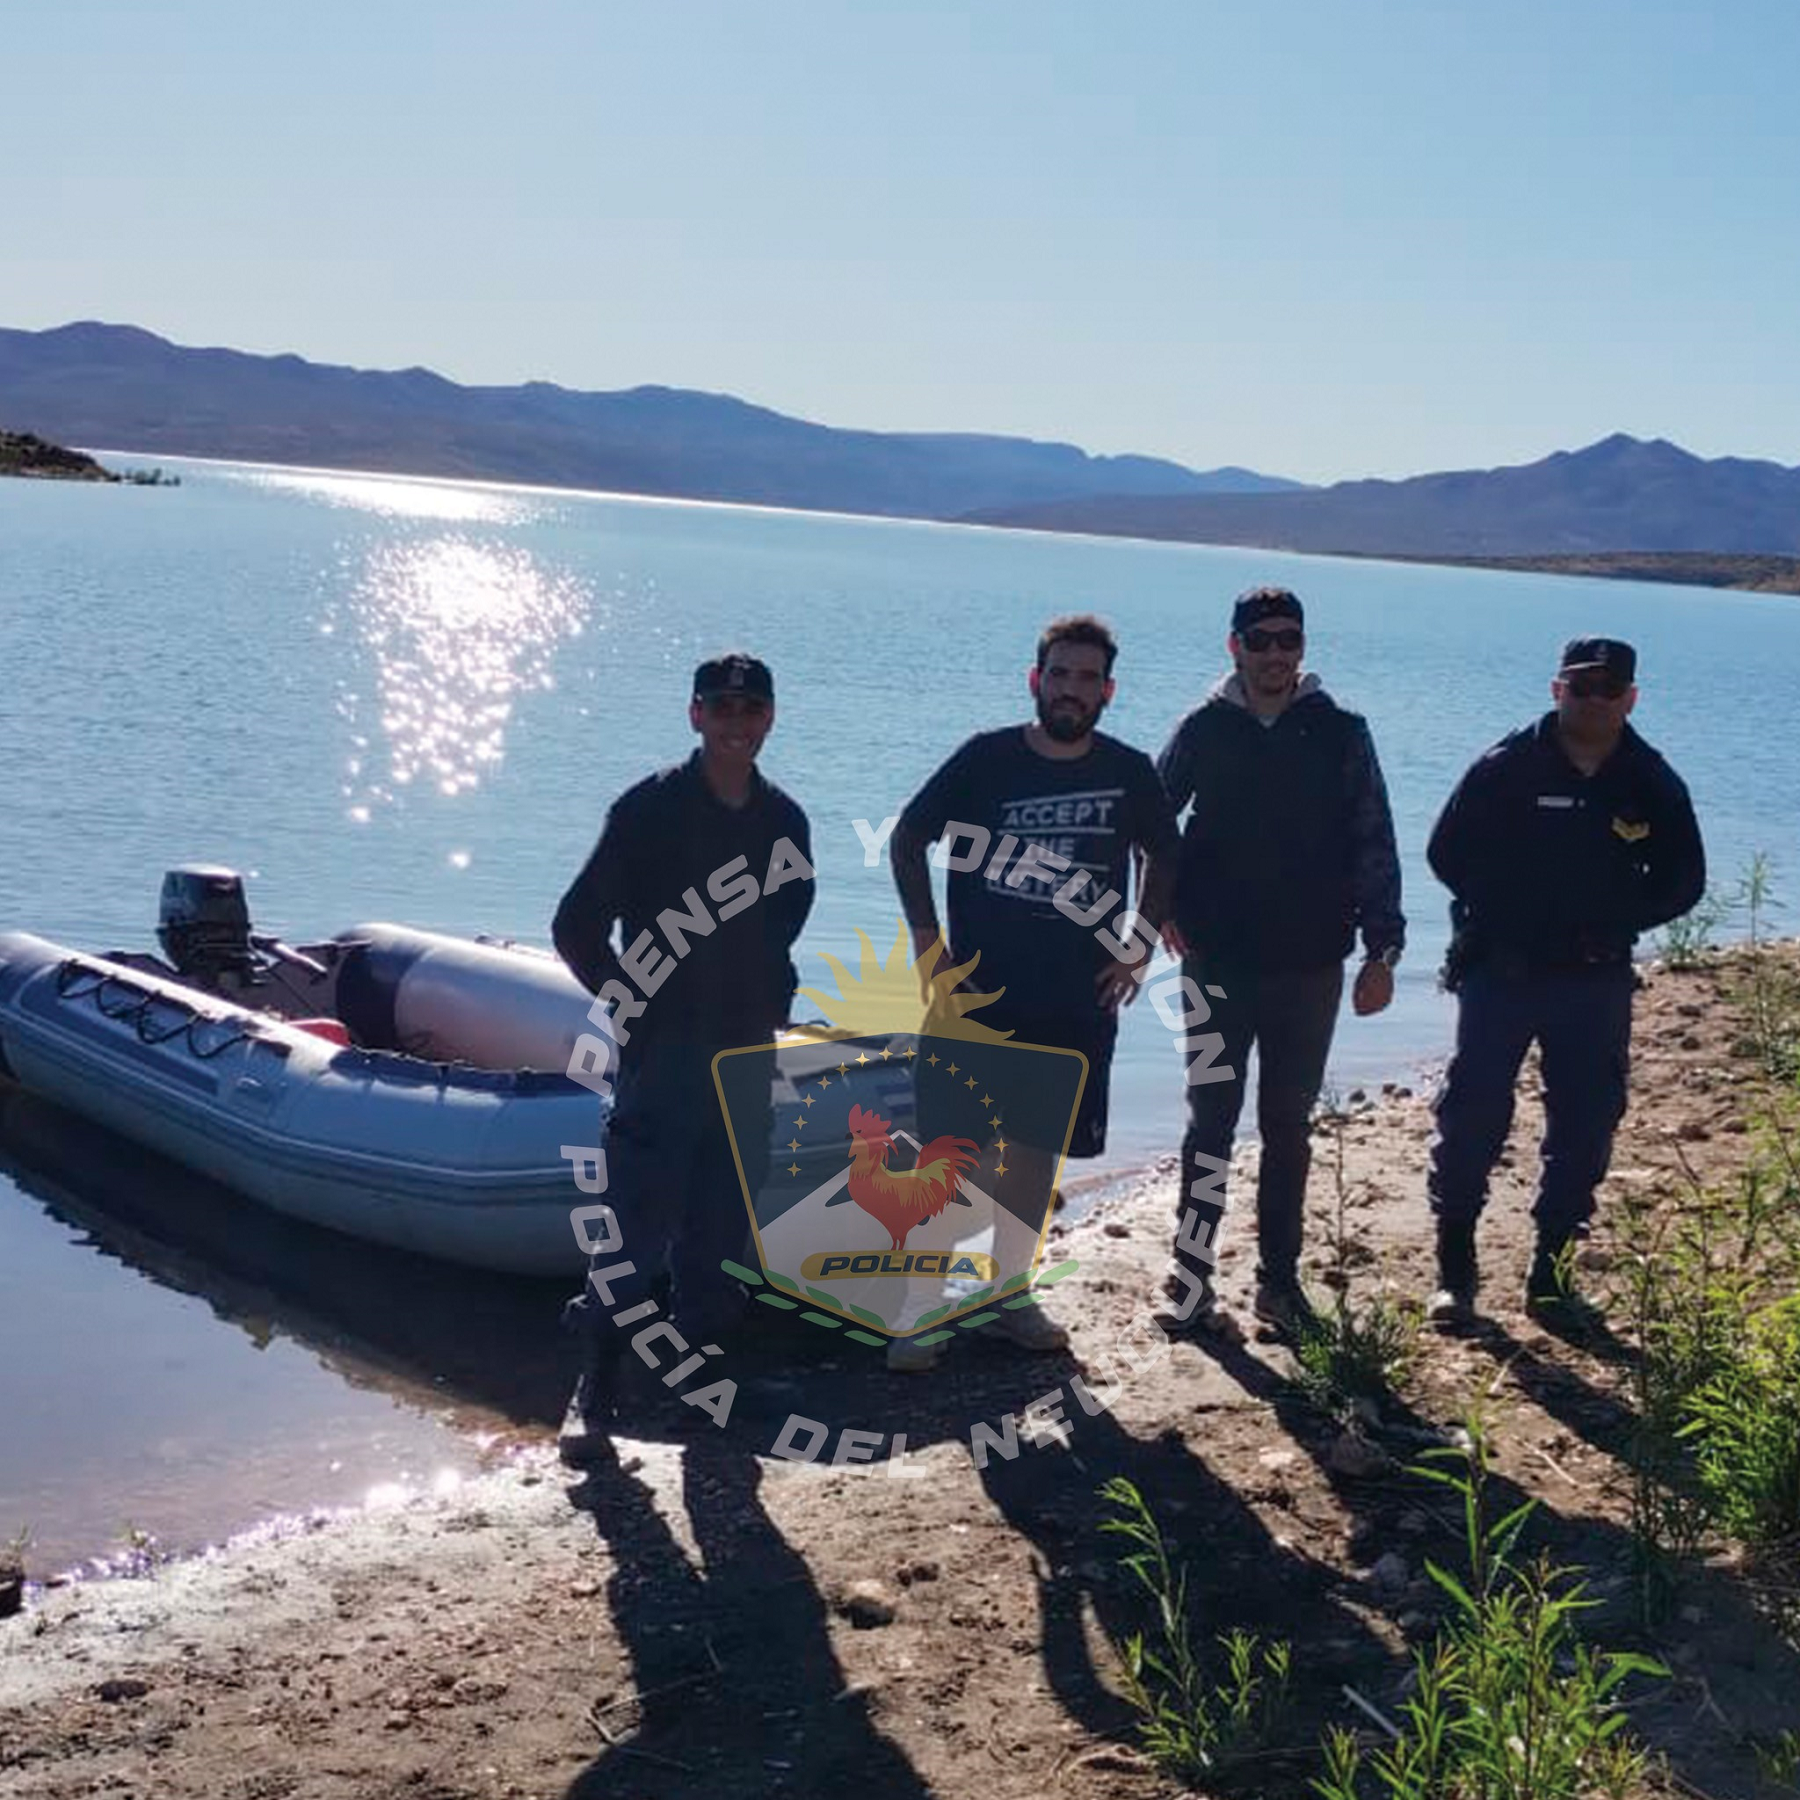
<box><xmin>7</xmin><ymin>0</ymin><xmax>1798</xmax><ymax>483</ymax></box>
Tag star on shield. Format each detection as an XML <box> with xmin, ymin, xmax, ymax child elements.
<box><xmin>714</xmin><ymin>1023</ymin><xmax>1086</xmax><ymax>1337</ymax></box>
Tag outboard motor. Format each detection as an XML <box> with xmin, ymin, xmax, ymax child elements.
<box><xmin>157</xmin><ymin>865</ymin><xmax>256</xmax><ymax>979</ymax></box>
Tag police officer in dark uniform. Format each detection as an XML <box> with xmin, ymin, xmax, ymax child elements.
<box><xmin>1425</xmin><ymin>636</ymin><xmax>1705</xmax><ymax>1324</ymax></box>
<box><xmin>553</xmin><ymin>653</ymin><xmax>814</xmax><ymax>1461</ymax></box>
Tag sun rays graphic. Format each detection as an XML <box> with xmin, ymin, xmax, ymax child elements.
<box><xmin>794</xmin><ymin>921</ymin><xmax>1012</xmax><ymax>1045</ymax></box>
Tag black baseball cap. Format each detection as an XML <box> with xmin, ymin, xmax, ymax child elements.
<box><xmin>1231</xmin><ymin>586</ymin><xmax>1305</xmax><ymax>632</ymax></box>
<box><xmin>1558</xmin><ymin>637</ymin><xmax>1636</xmax><ymax>683</ymax></box>
<box><xmin>693</xmin><ymin>652</ymin><xmax>774</xmax><ymax>703</ymax></box>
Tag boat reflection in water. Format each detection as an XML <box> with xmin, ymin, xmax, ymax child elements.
<box><xmin>0</xmin><ymin>1081</ymin><xmax>576</xmax><ymax>1573</ymax></box>
<box><xmin>0</xmin><ymin>1080</ymin><xmax>579</xmax><ymax>1420</ymax></box>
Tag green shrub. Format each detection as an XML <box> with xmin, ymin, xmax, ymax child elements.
<box><xmin>1099</xmin><ymin>1475</ymin><xmax>1291</xmax><ymax>1781</ymax></box>
<box><xmin>1654</xmin><ymin>886</ymin><xmax>1728</xmax><ymax>970</ymax></box>
<box><xmin>1754</xmin><ymin>1730</ymin><xmax>1800</xmax><ymax>1790</ymax></box>
<box><xmin>1313</xmin><ymin>1423</ymin><xmax>1665</xmax><ymax>1800</ymax></box>
<box><xmin>1295</xmin><ymin>1294</ymin><xmax>1421</xmax><ymax>1422</ymax></box>
<box><xmin>1297</xmin><ymin>1091</ymin><xmax>1420</xmax><ymax>1422</ymax></box>
<box><xmin>1613</xmin><ymin>1147</ymin><xmax>1800</xmax><ymax>1615</ymax></box>
<box><xmin>1679</xmin><ymin>1295</ymin><xmax>1800</xmax><ymax>1547</ymax></box>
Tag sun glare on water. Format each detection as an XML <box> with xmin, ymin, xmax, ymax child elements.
<box><xmin>331</xmin><ymin>538</ymin><xmax>590</xmax><ymax>814</ymax></box>
<box><xmin>243</xmin><ymin>468</ymin><xmax>544</xmax><ymax>526</ymax></box>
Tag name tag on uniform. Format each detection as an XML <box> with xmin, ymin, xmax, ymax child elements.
<box><xmin>1536</xmin><ymin>794</ymin><xmax>1576</xmax><ymax>809</ymax></box>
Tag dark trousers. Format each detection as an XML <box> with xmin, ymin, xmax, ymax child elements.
<box><xmin>568</xmin><ymin>1038</ymin><xmax>770</xmax><ymax>1354</ymax></box>
<box><xmin>980</xmin><ymin>1002</ymin><xmax>1118</xmax><ymax>1161</ymax></box>
<box><xmin>1428</xmin><ymin>963</ymin><xmax>1633</xmax><ymax>1243</ymax></box>
<box><xmin>1174</xmin><ymin>959</ymin><xmax>1344</xmax><ymax>1289</ymax></box>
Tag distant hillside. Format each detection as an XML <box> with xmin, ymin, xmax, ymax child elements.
<box><xmin>969</xmin><ymin>435</ymin><xmax>1800</xmax><ymax>557</ymax></box>
<box><xmin>1373</xmin><ymin>551</ymin><xmax>1800</xmax><ymax>596</ymax></box>
<box><xmin>0</xmin><ymin>322</ymin><xmax>1301</xmax><ymax>519</ymax></box>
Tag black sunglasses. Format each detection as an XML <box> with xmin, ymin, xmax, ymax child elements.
<box><xmin>1241</xmin><ymin>627</ymin><xmax>1303</xmax><ymax>653</ymax></box>
<box><xmin>1563</xmin><ymin>672</ymin><xmax>1628</xmax><ymax>700</ymax></box>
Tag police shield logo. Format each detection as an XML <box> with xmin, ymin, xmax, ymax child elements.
<box><xmin>712</xmin><ymin>926</ymin><xmax>1086</xmax><ymax>1340</ymax></box>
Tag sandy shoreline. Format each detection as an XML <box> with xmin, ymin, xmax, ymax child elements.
<box><xmin>4</xmin><ymin>952</ymin><xmax>1797</xmax><ymax>1798</ymax></box>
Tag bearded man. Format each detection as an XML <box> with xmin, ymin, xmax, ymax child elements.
<box><xmin>886</xmin><ymin>614</ymin><xmax>1179</xmax><ymax>1369</ymax></box>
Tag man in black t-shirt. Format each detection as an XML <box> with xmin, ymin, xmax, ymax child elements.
<box><xmin>888</xmin><ymin>615</ymin><xmax>1179</xmax><ymax>1369</ymax></box>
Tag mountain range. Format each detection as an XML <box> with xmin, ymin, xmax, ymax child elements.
<box><xmin>4</xmin><ymin>323</ymin><xmax>1795</xmax><ymax>566</ymax></box>
<box><xmin>970</xmin><ymin>435</ymin><xmax>1800</xmax><ymax>556</ymax></box>
<box><xmin>0</xmin><ymin>322</ymin><xmax>1298</xmax><ymax>519</ymax></box>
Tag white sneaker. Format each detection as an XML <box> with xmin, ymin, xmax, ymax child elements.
<box><xmin>983</xmin><ymin>1300</ymin><xmax>1069</xmax><ymax>1352</ymax></box>
<box><xmin>887</xmin><ymin>1335</ymin><xmax>945</xmax><ymax>1374</ymax></box>
<box><xmin>1425</xmin><ymin>1286</ymin><xmax>1477</xmax><ymax>1330</ymax></box>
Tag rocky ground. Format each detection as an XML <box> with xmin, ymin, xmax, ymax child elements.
<box><xmin>3</xmin><ymin>951</ymin><xmax>1798</xmax><ymax>1800</ymax></box>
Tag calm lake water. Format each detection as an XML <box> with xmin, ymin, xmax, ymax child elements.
<box><xmin>3</xmin><ymin>457</ymin><xmax>1796</xmax><ymax>1569</ymax></box>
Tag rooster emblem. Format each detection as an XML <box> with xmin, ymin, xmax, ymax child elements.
<box><xmin>841</xmin><ymin>1102</ymin><xmax>982</xmax><ymax>1253</ymax></box>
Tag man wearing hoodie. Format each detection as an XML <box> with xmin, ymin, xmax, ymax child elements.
<box><xmin>1157</xmin><ymin>587</ymin><xmax>1405</xmax><ymax>1338</ymax></box>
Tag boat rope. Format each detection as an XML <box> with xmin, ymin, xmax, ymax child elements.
<box><xmin>54</xmin><ymin>960</ymin><xmax>261</xmax><ymax>1059</ymax></box>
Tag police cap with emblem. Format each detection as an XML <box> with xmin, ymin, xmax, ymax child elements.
<box><xmin>1558</xmin><ymin>636</ymin><xmax>1636</xmax><ymax>683</ymax></box>
<box><xmin>693</xmin><ymin>652</ymin><xmax>775</xmax><ymax>702</ymax></box>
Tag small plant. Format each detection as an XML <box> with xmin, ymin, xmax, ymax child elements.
<box><xmin>1726</xmin><ymin>854</ymin><xmax>1800</xmax><ymax>1080</ymax></box>
<box><xmin>1295</xmin><ymin>1094</ymin><xmax>1420</xmax><ymax>1422</ymax></box>
<box><xmin>1099</xmin><ymin>1475</ymin><xmax>1291</xmax><ymax>1780</ymax></box>
<box><xmin>1679</xmin><ymin>1294</ymin><xmax>1800</xmax><ymax>1547</ymax></box>
<box><xmin>1295</xmin><ymin>1297</ymin><xmax>1421</xmax><ymax>1421</ymax></box>
<box><xmin>115</xmin><ymin>1521</ymin><xmax>172</xmax><ymax>1576</ymax></box>
<box><xmin>1755</xmin><ymin>1729</ymin><xmax>1800</xmax><ymax>1790</ymax></box>
<box><xmin>1613</xmin><ymin>1185</ymin><xmax>1738</xmax><ymax>1615</ymax></box>
<box><xmin>1655</xmin><ymin>883</ymin><xmax>1728</xmax><ymax>970</ymax></box>
<box><xmin>1612</xmin><ymin>1139</ymin><xmax>1800</xmax><ymax>1618</ymax></box>
<box><xmin>1313</xmin><ymin>1419</ymin><xmax>1666</xmax><ymax>1800</ymax></box>
<box><xmin>1655</xmin><ymin>852</ymin><xmax>1800</xmax><ymax>1070</ymax></box>
<box><xmin>1742</xmin><ymin>851</ymin><xmax>1778</xmax><ymax>949</ymax></box>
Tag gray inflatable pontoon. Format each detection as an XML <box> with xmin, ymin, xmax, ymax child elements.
<box><xmin>0</xmin><ymin>885</ymin><xmax>608</xmax><ymax>1276</ymax></box>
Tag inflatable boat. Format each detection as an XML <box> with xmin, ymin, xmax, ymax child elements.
<box><xmin>0</xmin><ymin>867</ymin><xmax>609</xmax><ymax>1276</ymax></box>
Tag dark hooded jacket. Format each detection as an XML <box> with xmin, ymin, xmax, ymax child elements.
<box><xmin>1157</xmin><ymin>674</ymin><xmax>1404</xmax><ymax>973</ymax></box>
